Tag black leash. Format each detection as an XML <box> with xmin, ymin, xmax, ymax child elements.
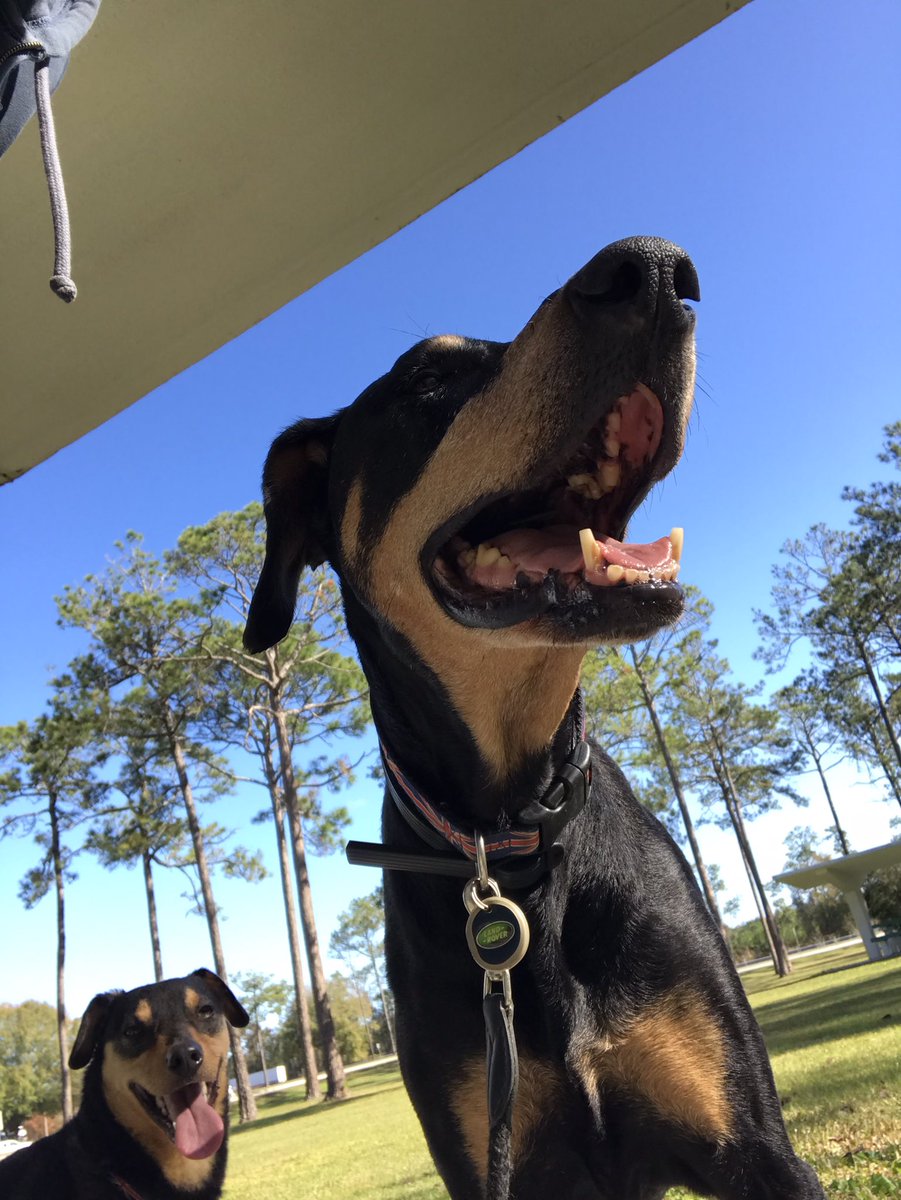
<box><xmin>465</xmin><ymin>834</ymin><xmax>530</xmax><ymax>1200</ymax></box>
<box><xmin>346</xmin><ymin>695</ymin><xmax>592</xmax><ymax>1200</ymax></box>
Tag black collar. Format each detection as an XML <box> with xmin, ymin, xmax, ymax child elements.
<box><xmin>346</xmin><ymin>691</ymin><xmax>592</xmax><ymax>889</ymax></box>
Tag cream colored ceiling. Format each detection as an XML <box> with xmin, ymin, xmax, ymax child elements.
<box><xmin>0</xmin><ymin>0</ymin><xmax>746</xmax><ymax>484</ymax></box>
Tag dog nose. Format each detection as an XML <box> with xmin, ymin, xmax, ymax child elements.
<box><xmin>565</xmin><ymin>236</ymin><xmax>699</xmax><ymax>330</ymax></box>
<box><xmin>167</xmin><ymin>1038</ymin><xmax>204</xmax><ymax>1078</ymax></box>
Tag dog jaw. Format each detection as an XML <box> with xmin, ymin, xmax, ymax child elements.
<box><xmin>102</xmin><ymin>1041</ymin><xmax>229</xmax><ymax>1189</ymax></box>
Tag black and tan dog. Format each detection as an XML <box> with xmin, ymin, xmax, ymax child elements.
<box><xmin>0</xmin><ymin>969</ymin><xmax>248</xmax><ymax>1200</ymax></box>
<box><xmin>244</xmin><ymin>237</ymin><xmax>825</xmax><ymax>1199</ymax></box>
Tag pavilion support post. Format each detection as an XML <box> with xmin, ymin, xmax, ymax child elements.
<box><xmin>841</xmin><ymin>886</ymin><xmax>880</xmax><ymax>962</ymax></box>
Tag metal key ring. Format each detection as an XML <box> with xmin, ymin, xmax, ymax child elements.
<box><xmin>463</xmin><ymin>876</ymin><xmax>501</xmax><ymax>914</ymax></box>
<box><xmin>475</xmin><ymin>831</ymin><xmax>490</xmax><ymax>891</ymax></box>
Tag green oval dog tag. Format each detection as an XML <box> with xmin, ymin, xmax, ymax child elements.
<box><xmin>466</xmin><ymin>896</ymin><xmax>530</xmax><ymax>972</ymax></box>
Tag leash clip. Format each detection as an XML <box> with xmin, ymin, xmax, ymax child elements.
<box><xmin>483</xmin><ymin>968</ymin><xmax>513</xmax><ymax>1013</ymax></box>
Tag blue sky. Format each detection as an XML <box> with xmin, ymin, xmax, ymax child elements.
<box><xmin>1</xmin><ymin>0</ymin><xmax>899</xmax><ymax>1017</ymax></box>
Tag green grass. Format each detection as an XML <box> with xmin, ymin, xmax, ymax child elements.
<box><xmin>224</xmin><ymin>946</ymin><xmax>901</xmax><ymax>1199</ymax></box>
<box><xmin>224</xmin><ymin>1064</ymin><xmax>443</xmax><ymax>1200</ymax></box>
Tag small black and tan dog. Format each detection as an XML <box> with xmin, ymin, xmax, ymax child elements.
<box><xmin>244</xmin><ymin>237</ymin><xmax>825</xmax><ymax>1199</ymax></box>
<box><xmin>0</xmin><ymin>969</ymin><xmax>248</xmax><ymax>1200</ymax></box>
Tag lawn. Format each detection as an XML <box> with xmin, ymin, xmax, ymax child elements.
<box><xmin>224</xmin><ymin>945</ymin><xmax>900</xmax><ymax>1199</ymax></box>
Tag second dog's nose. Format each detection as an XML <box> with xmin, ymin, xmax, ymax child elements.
<box><xmin>565</xmin><ymin>236</ymin><xmax>699</xmax><ymax>329</ymax></box>
<box><xmin>167</xmin><ymin>1038</ymin><xmax>204</xmax><ymax>1078</ymax></box>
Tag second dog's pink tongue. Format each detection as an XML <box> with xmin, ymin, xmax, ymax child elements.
<box><xmin>170</xmin><ymin>1083</ymin><xmax>224</xmax><ymax>1160</ymax></box>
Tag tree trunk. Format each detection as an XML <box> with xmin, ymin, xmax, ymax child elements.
<box><xmin>165</xmin><ymin>713</ymin><xmax>258</xmax><ymax>1121</ymax></box>
<box><xmin>365</xmin><ymin>934</ymin><xmax>396</xmax><ymax>1054</ymax></box>
<box><xmin>346</xmin><ymin>968</ymin><xmax>376</xmax><ymax>1055</ymax></box>
<box><xmin>630</xmin><ymin>649</ymin><xmax>726</xmax><ymax>934</ymax></box>
<box><xmin>49</xmin><ymin>795</ymin><xmax>73</xmax><ymax>1122</ymax></box>
<box><xmin>803</xmin><ymin>728</ymin><xmax>850</xmax><ymax>856</ymax></box>
<box><xmin>264</xmin><ymin>740</ymin><xmax>321</xmax><ymax>1100</ymax></box>
<box><xmin>273</xmin><ymin>704</ymin><xmax>347</xmax><ymax>1100</ymax></box>
<box><xmin>856</xmin><ymin>636</ymin><xmax>901</xmax><ymax>792</ymax></box>
<box><xmin>734</xmin><ymin>822</ymin><xmax>780</xmax><ymax>966</ymax></box>
<box><xmin>711</xmin><ymin>737</ymin><xmax>792</xmax><ymax>976</ymax></box>
<box><xmin>256</xmin><ymin>1024</ymin><xmax>269</xmax><ymax>1091</ymax></box>
<box><xmin>142</xmin><ymin>849</ymin><xmax>164</xmax><ymax>982</ymax></box>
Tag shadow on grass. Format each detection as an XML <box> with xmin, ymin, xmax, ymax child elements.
<box><xmin>743</xmin><ymin>951</ymin><xmax>871</xmax><ymax>997</ymax></box>
<box><xmin>755</xmin><ymin>969</ymin><xmax>901</xmax><ymax>1056</ymax></box>
<box><xmin>230</xmin><ymin>1085</ymin><xmax>408</xmax><ymax>1137</ymax></box>
<box><xmin>779</xmin><ymin>1050</ymin><xmax>899</xmax><ymax>1116</ymax></box>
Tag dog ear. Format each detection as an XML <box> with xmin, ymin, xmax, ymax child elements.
<box><xmin>69</xmin><ymin>992</ymin><xmax>117</xmax><ymax>1069</ymax></box>
<box><xmin>244</xmin><ymin>414</ymin><xmax>341</xmax><ymax>653</ymax></box>
<box><xmin>191</xmin><ymin>968</ymin><xmax>250</xmax><ymax>1028</ymax></box>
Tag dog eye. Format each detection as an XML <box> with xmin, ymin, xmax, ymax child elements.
<box><xmin>198</xmin><ymin>1004</ymin><xmax>214</xmax><ymax>1018</ymax></box>
<box><xmin>122</xmin><ymin>1024</ymin><xmax>141</xmax><ymax>1039</ymax></box>
<box><xmin>409</xmin><ymin>367</ymin><xmax>444</xmax><ymax>395</ymax></box>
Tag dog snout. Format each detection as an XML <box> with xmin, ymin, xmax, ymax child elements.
<box><xmin>166</xmin><ymin>1037</ymin><xmax>204</xmax><ymax>1078</ymax></box>
<box><xmin>564</xmin><ymin>236</ymin><xmax>699</xmax><ymax>331</ymax></box>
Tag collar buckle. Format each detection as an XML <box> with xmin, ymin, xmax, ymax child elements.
<box><xmin>515</xmin><ymin>740</ymin><xmax>592</xmax><ymax>851</ymax></box>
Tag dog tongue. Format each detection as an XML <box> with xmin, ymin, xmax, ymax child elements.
<box><xmin>169</xmin><ymin>1083</ymin><xmax>224</xmax><ymax>1160</ymax></box>
<box><xmin>599</xmin><ymin>534</ymin><xmax>672</xmax><ymax>570</ymax></box>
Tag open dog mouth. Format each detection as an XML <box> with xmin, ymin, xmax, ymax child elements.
<box><xmin>130</xmin><ymin>1077</ymin><xmax>224</xmax><ymax>1160</ymax></box>
<box><xmin>427</xmin><ymin>385</ymin><xmax>683</xmax><ymax>630</ymax></box>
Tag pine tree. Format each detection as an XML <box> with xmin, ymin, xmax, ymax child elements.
<box><xmin>56</xmin><ymin>535</ymin><xmax>260</xmax><ymax>1121</ymax></box>
<box><xmin>169</xmin><ymin>505</ymin><xmax>370</xmax><ymax>1101</ymax></box>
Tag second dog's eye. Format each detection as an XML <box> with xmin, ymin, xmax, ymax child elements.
<box><xmin>198</xmin><ymin>1003</ymin><xmax>214</xmax><ymax>1018</ymax></box>
<box><xmin>122</xmin><ymin>1024</ymin><xmax>141</xmax><ymax>1039</ymax></box>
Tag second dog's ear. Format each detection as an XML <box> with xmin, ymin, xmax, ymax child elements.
<box><xmin>191</xmin><ymin>968</ymin><xmax>250</xmax><ymax>1028</ymax></box>
<box><xmin>244</xmin><ymin>414</ymin><xmax>341</xmax><ymax>653</ymax></box>
<box><xmin>69</xmin><ymin>992</ymin><xmax>117</xmax><ymax>1069</ymax></box>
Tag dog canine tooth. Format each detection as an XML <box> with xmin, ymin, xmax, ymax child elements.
<box><xmin>669</xmin><ymin>527</ymin><xmax>684</xmax><ymax>564</ymax></box>
<box><xmin>579</xmin><ymin>528</ymin><xmax>601</xmax><ymax>572</ymax></box>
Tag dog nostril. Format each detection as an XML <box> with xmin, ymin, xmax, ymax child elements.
<box><xmin>673</xmin><ymin>257</ymin><xmax>701</xmax><ymax>303</ymax></box>
<box><xmin>591</xmin><ymin>260</ymin><xmax>645</xmax><ymax>305</ymax></box>
<box><xmin>188</xmin><ymin>1045</ymin><xmax>203</xmax><ymax>1066</ymax></box>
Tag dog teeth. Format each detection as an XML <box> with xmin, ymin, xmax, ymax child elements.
<box><xmin>567</xmin><ymin>472</ymin><xmax>600</xmax><ymax>499</ymax></box>
<box><xmin>603</xmin><ymin>436</ymin><xmax>621</xmax><ymax>458</ymax></box>
<box><xmin>599</xmin><ymin>462</ymin><xmax>621</xmax><ymax>489</ymax></box>
<box><xmin>579</xmin><ymin>528</ymin><xmax>602</xmax><ymax>572</ymax></box>
<box><xmin>623</xmin><ymin>568</ymin><xmax>639</xmax><ymax>584</ymax></box>
<box><xmin>669</xmin><ymin>527</ymin><xmax>684</xmax><ymax>564</ymax></box>
<box><xmin>475</xmin><ymin>543</ymin><xmax>501</xmax><ymax>566</ymax></box>
<box><xmin>606</xmin><ymin>564</ymin><xmax>625</xmax><ymax>583</ymax></box>
<box><xmin>605</xmin><ymin>411</ymin><xmax>621</xmax><ymax>435</ymax></box>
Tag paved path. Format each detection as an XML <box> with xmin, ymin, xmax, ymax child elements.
<box><xmin>255</xmin><ymin>1054</ymin><xmax>398</xmax><ymax>1095</ymax></box>
<box><xmin>736</xmin><ymin>934</ymin><xmax>863</xmax><ymax>974</ymax></box>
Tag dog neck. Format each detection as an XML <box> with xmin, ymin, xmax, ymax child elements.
<box><xmin>346</xmin><ymin>595</ymin><xmax>586</xmax><ymax>821</ymax></box>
